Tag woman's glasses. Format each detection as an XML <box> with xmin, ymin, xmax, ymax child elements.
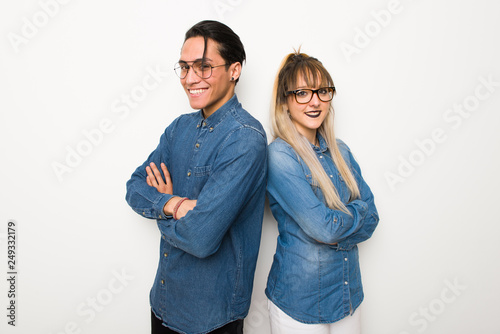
<box><xmin>285</xmin><ymin>87</ymin><xmax>335</xmax><ymax>104</ymax></box>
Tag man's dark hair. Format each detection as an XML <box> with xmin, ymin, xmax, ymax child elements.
<box><xmin>184</xmin><ymin>20</ymin><xmax>246</xmax><ymax>83</ymax></box>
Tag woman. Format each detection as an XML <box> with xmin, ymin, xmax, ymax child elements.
<box><xmin>265</xmin><ymin>51</ymin><xmax>379</xmax><ymax>334</ymax></box>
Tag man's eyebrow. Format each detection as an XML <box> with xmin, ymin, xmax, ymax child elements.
<box><xmin>178</xmin><ymin>58</ymin><xmax>213</xmax><ymax>63</ymax></box>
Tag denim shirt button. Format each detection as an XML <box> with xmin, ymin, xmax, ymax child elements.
<box><xmin>162</xmin><ymin>235</ymin><xmax>166</xmax><ymax>240</ymax></box>
<box><xmin>344</xmin><ymin>281</ymin><xmax>348</xmax><ymax>285</ymax></box>
<box><xmin>164</xmin><ymin>252</ymin><xmax>168</xmax><ymax>258</ymax></box>
<box><xmin>161</xmin><ymin>280</ymin><xmax>165</xmax><ymax>285</ymax></box>
<box><xmin>187</xmin><ymin>171</ymin><xmax>191</xmax><ymax>177</ymax></box>
<box><xmin>319</xmin><ymin>156</ymin><xmax>323</xmax><ymax>159</ymax></box>
<box><xmin>344</xmin><ymin>258</ymin><xmax>348</xmax><ymax>261</ymax></box>
<box><xmin>195</xmin><ymin>143</ymin><xmax>200</xmax><ymax>148</ymax></box>
<box><xmin>334</xmin><ymin>217</ymin><xmax>338</xmax><ymax>223</ymax></box>
<box><xmin>209</xmin><ymin>127</ymin><xmax>214</xmax><ymax>131</ymax></box>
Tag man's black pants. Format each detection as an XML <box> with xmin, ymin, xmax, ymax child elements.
<box><xmin>151</xmin><ymin>311</ymin><xmax>244</xmax><ymax>334</ymax></box>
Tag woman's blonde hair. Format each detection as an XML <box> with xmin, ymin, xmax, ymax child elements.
<box><xmin>270</xmin><ymin>50</ymin><xmax>360</xmax><ymax>212</ymax></box>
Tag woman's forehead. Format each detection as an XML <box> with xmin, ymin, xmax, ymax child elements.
<box><xmin>293</xmin><ymin>71</ymin><xmax>326</xmax><ymax>88</ymax></box>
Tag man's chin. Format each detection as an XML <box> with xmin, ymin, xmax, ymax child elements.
<box><xmin>187</xmin><ymin>100</ymin><xmax>205</xmax><ymax>111</ymax></box>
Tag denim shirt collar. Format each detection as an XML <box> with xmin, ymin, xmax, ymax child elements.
<box><xmin>196</xmin><ymin>94</ymin><xmax>239</xmax><ymax>131</ymax></box>
<box><xmin>312</xmin><ymin>133</ymin><xmax>329</xmax><ymax>153</ymax></box>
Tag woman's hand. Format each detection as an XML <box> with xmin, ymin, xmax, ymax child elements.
<box><xmin>146</xmin><ymin>162</ymin><xmax>172</xmax><ymax>195</ymax></box>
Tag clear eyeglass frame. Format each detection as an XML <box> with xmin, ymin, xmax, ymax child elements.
<box><xmin>174</xmin><ymin>60</ymin><xmax>228</xmax><ymax>79</ymax></box>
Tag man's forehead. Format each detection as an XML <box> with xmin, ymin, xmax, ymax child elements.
<box><xmin>180</xmin><ymin>37</ymin><xmax>219</xmax><ymax>62</ymax></box>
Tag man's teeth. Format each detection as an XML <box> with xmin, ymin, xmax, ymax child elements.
<box><xmin>190</xmin><ymin>89</ymin><xmax>206</xmax><ymax>94</ymax></box>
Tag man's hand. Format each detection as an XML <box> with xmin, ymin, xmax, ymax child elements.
<box><xmin>146</xmin><ymin>163</ymin><xmax>198</xmax><ymax>219</ymax></box>
<box><xmin>146</xmin><ymin>162</ymin><xmax>172</xmax><ymax>194</ymax></box>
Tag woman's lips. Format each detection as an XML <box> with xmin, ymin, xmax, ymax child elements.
<box><xmin>305</xmin><ymin>110</ymin><xmax>322</xmax><ymax>118</ymax></box>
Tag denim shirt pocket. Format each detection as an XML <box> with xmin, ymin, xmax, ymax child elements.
<box><xmin>192</xmin><ymin>165</ymin><xmax>211</xmax><ymax>196</ymax></box>
<box><xmin>194</xmin><ymin>165</ymin><xmax>211</xmax><ymax>177</ymax></box>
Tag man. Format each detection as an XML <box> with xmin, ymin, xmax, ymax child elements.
<box><xmin>125</xmin><ymin>20</ymin><xmax>267</xmax><ymax>334</ymax></box>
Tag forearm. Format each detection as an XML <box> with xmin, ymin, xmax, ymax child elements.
<box><xmin>308</xmin><ymin>199</ymin><xmax>369</xmax><ymax>245</ymax></box>
<box><xmin>331</xmin><ymin>143</ymin><xmax>379</xmax><ymax>250</ymax></box>
<box><xmin>158</xmin><ymin>129</ymin><xmax>267</xmax><ymax>258</ymax></box>
<box><xmin>164</xmin><ymin>197</ymin><xmax>197</xmax><ymax>219</ymax></box>
<box><xmin>334</xmin><ymin>210</ymin><xmax>379</xmax><ymax>250</ymax></box>
<box><xmin>125</xmin><ymin>174</ymin><xmax>174</xmax><ymax>219</ymax></box>
<box><xmin>125</xmin><ymin>127</ymin><xmax>177</xmax><ymax>219</ymax></box>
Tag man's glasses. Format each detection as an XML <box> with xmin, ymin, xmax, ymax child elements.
<box><xmin>174</xmin><ymin>60</ymin><xmax>228</xmax><ymax>79</ymax></box>
<box><xmin>285</xmin><ymin>87</ymin><xmax>336</xmax><ymax>104</ymax></box>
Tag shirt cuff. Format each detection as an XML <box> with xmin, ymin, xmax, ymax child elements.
<box><xmin>331</xmin><ymin>242</ymin><xmax>352</xmax><ymax>251</ymax></box>
<box><xmin>154</xmin><ymin>194</ymin><xmax>175</xmax><ymax>220</ymax></box>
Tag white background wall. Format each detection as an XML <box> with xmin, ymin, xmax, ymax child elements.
<box><xmin>1</xmin><ymin>0</ymin><xmax>499</xmax><ymax>333</ymax></box>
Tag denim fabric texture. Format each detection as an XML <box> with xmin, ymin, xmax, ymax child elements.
<box><xmin>265</xmin><ymin>135</ymin><xmax>379</xmax><ymax>324</ymax></box>
<box><xmin>126</xmin><ymin>95</ymin><xmax>267</xmax><ymax>334</ymax></box>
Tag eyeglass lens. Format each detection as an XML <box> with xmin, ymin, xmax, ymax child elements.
<box><xmin>174</xmin><ymin>61</ymin><xmax>213</xmax><ymax>79</ymax></box>
<box><xmin>295</xmin><ymin>88</ymin><xmax>334</xmax><ymax>103</ymax></box>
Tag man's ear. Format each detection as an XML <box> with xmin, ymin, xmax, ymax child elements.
<box><xmin>229</xmin><ymin>62</ymin><xmax>242</xmax><ymax>82</ymax></box>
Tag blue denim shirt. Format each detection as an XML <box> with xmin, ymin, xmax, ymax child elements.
<box><xmin>125</xmin><ymin>95</ymin><xmax>267</xmax><ymax>334</ymax></box>
<box><xmin>265</xmin><ymin>135</ymin><xmax>379</xmax><ymax>324</ymax></box>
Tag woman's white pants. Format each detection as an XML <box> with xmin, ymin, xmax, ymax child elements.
<box><xmin>267</xmin><ymin>300</ymin><xmax>361</xmax><ymax>334</ymax></box>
